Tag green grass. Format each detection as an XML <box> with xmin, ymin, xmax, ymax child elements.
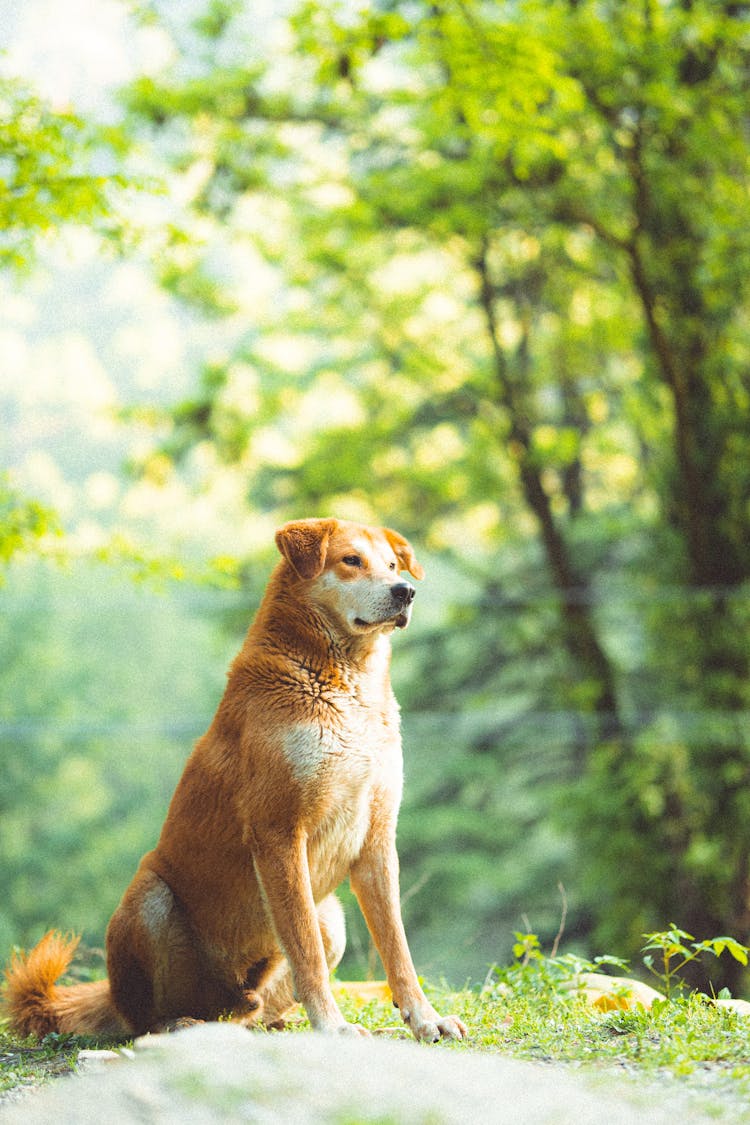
<box><xmin>0</xmin><ymin>1027</ymin><xmax>80</xmax><ymax>1098</ymax></box>
<box><xmin>333</xmin><ymin>985</ymin><xmax>750</xmax><ymax>1080</ymax></box>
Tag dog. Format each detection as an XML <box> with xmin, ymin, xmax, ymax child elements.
<box><xmin>4</xmin><ymin>518</ymin><xmax>467</xmax><ymax>1043</ymax></box>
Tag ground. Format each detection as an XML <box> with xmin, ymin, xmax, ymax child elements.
<box><xmin>1</xmin><ymin>1021</ymin><xmax>747</xmax><ymax>1124</ymax></box>
<box><xmin>2</xmin><ymin>984</ymin><xmax>750</xmax><ymax>1122</ymax></box>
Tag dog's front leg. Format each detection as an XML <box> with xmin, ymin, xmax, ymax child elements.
<box><xmin>252</xmin><ymin>831</ymin><xmax>368</xmax><ymax>1036</ymax></box>
<box><xmin>350</xmin><ymin>833</ymin><xmax>468</xmax><ymax>1043</ymax></box>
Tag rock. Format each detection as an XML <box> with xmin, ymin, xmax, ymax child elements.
<box><xmin>0</xmin><ymin>1022</ymin><xmax>722</xmax><ymax>1123</ymax></box>
<box><xmin>75</xmin><ymin>1050</ymin><xmax>122</xmax><ymax>1073</ymax></box>
<box><xmin>560</xmin><ymin>973</ymin><xmax>665</xmax><ymax>1011</ymax></box>
<box><xmin>712</xmin><ymin>997</ymin><xmax>750</xmax><ymax>1016</ymax></box>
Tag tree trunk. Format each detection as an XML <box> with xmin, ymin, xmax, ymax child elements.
<box><xmin>475</xmin><ymin>241</ymin><xmax>622</xmax><ymax>744</ymax></box>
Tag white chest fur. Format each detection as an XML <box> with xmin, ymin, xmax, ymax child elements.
<box><xmin>281</xmin><ymin>722</ymin><xmax>352</xmax><ymax>783</ymax></box>
<box><xmin>280</xmin><ymin>714</ymin><xmax>401</xmax><ymax>901</ymax></box>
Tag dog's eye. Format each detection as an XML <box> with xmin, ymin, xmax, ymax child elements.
<box><xmin>389</xmin><ymin>561</ymin><xmax>397</xmax><ymax>571</ymax></box>
<box><xmin>342</xmin><ymin>555</ymin><xmax>363</xmax><ymax>568</ymax></box>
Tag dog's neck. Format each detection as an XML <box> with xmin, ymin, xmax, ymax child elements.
<box><xmin>247</xmin><ymin>564</ymin><xmax>393</xmax><ymax>680</ymax></box>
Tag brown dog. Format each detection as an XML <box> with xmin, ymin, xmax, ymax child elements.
<box><xmin>4</xmin><ymin>519</ymin><xmax>467</xmax><ymax>1043</ymax></box>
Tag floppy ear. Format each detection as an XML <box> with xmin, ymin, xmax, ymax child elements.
<box><xmin>275</xmin><ymin>518</ymin><xmax>338</xmax><ymax>580</ymax></box>
<box><xmin>384</xmin><ymin>528</ymin><xmax>425</xmax><ymax>580</ymax></box>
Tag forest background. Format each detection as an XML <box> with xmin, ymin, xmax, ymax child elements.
<box><xmin>2</xmin><ymin>0</ymin><xmax>750</xmax><ymax>996</ymax></box>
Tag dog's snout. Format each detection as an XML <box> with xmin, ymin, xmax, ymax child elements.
<box><xmin>391</xmin><ymin>582</ymin><xmax>415</xmax><ymax>606</ymax></box>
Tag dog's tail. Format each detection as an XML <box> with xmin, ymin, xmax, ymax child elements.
<box><xmin>3</xmin><ymin>930</ymin><xmax>129</xmax><ymax>1039</ymax></box>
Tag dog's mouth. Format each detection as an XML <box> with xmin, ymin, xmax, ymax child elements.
<box><xmin>353</xmin><ymin>609</ymin><xmax>411</xmax><ymax>631</ymax></box>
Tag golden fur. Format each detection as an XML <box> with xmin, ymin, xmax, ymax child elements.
<box><xmin>3</xmin><ymin>519</ymin><xmax>467</xmax><ymax>1042</ymax></box>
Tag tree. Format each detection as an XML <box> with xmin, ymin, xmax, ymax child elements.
<box><xmin>0</xmin><ymin>75</ymin><xmax>128</xmax><ymax>273</ymax></box>
<box><xmin>121</xmin><ymin>0</ymin><xmax>750</xmax><ymax>987</ymax></box>
<box><xmin>0</xmin><ymin>562</ymin><xmax>229</xmax><ymax>956</ymax></box>
<box><xmin>0</xmin><ymin>68</ymin><xmax>138</xmax><ymax>571</ymax></box>
<box><xmin>0</xmin><ymin>475</ymin><xmax>58</xmax><ymax>575</ymax></box>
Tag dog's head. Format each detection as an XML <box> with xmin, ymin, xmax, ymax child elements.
<box><xmin>275</xmin><ymin>518</ymin><xmax>424</xmax><ymax>636</ymax></box>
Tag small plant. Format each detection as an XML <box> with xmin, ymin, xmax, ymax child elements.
<box><xmin>641</xmin><ymin>924</ymin><xmax>749</xmax><ymax>999</ymax></box>
<box><xmin>486</xmin><ymin>931</ymin><xmax>628</xmax><ymax>998</ymax></box>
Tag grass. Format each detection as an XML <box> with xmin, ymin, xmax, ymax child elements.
<box><xmin>0</xmin><ymin>1029</ymin><xmax>80</xmax><ymax>1099</ymax></box>
<box><xmin>335</xmin><ymin>985</ymin><xmax>750</xmax><ymax>1084</ymax></box>
<box><xmin>2</xmin><ymin>931</ymin><xmax>750</xmax><ymax>1112</ymax></box>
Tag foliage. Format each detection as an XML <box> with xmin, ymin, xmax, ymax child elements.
<box><xmin>642</xmin><ymin>926</ymin><xmax>749</xmax><ymax>1001</ymax></box>
<box><xmin>0</xmin><ymin>74</ymin><xmax>130</xmax><ymax>272</ymax></box>
<box><xmin>0</xmin><ymin>476</ymin><xmax>59</xmax><ymax>574</ymax></box>
<box><xmin>489</xmin><ymin>930</ymin><xmax>628</xmax><ymax>997</ymax></box>
<box><xmin>0</xmin><ymin>65</ymin><xmax>137</xmax><ymax>583</ymax></box>
<box><xmin>0</xmin><ymin>562</ymin><xmax>235</xmax><ymax>957</ymax></box>
<box><xmin>485</xmin><ymin>925</ymin><xmax>750</xmax><ymax>1008</ymax></box>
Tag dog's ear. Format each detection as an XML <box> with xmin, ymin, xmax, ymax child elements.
<box><xmin>275</xmin><ymin>518</ymin><xmax>338</xmax><ymax>579</ymax></box>
<box><xmin>383</xmin><ymin>528</ymin><xmax>425</xmax><ymax>580</ymax></box>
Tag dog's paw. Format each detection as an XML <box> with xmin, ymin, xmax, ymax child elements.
<box><xmin>410</xmin><ymin>1013</ymin><xmax>468</xmax><ymax>1043</ymax></box>
<box><xmin>435</xmin><ymin>1014</ymin><xmax>468</xmax><ymax>1041</ymax></box>
<box><xmin>336</xmin><ymin>1021</ymin><xmax>372</xmax><ymax>1038</ymax></box>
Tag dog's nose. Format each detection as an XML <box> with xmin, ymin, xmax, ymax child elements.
<box><xmin>391</xmin><ymin>582</ymin><xmax>415</xmax><ymax>606</ymax></box>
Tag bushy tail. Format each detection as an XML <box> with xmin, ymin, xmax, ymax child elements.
<box><xmin>3</xmin><ymin>930</ymin><xmax>129</xmax><ymax>1039</ymax></box>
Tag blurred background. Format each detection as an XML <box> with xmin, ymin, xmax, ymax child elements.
<box><xmin>2</xmin><ymin>0</ymin><xmax>750</xmax><ymax>993</ymax></box>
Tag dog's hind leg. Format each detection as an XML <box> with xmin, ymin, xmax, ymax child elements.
<box><xmin>257</xmin><ymin>893</ymin><xmax>346</xmax><ymax>1028</ymax></box>
<box><xmin>108</xmin><ymin>868</ymin><xmax>240</xmax><ymax>1033</ymax></box>
<box><xmin>106</xmin><ymin>871</ymin><xmax>167</xmax><ymax>1034</ymax></box>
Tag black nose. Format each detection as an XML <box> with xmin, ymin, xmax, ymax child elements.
<box><xmin>391</xmin><ymin>582</ymin><xmax>415</xmax><ymax>606</ymax></box>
